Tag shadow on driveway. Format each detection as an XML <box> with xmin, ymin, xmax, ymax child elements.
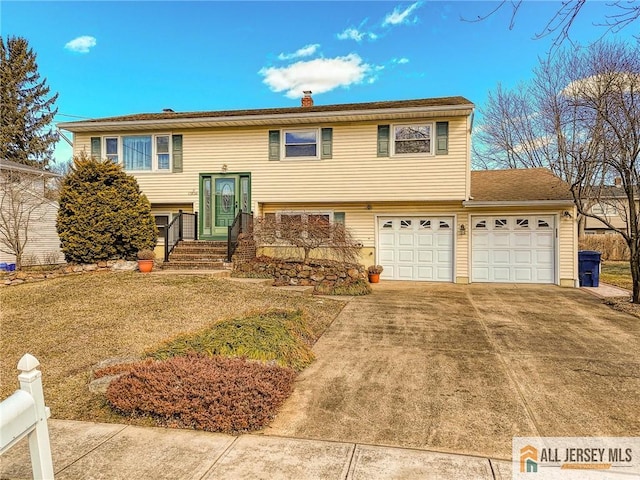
<box><xmin>264</xmin><ymin>282</ymin><xmax>640</xmax><ymax>459</ymax></box>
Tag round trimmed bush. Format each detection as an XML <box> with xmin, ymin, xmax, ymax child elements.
<box><xmin>56</xmin><ymin>154</ymin><xmax>157</xmax><ymax>263</ymax></box>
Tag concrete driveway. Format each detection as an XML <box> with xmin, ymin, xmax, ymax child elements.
<box><xmin>265</xmin><ymin>283</ymin><xmax>640</xmax><ymax>459</ymax></box>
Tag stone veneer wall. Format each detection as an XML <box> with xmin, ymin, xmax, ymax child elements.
<box><xmin>233</xmin><ymin>256</ymin><xmax>367</xmax><ymax>289</ymax></box>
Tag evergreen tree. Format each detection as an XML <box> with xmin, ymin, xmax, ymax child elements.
<box><xmin>0</xmin><ymin>36</ymin><xmax>58</xmax><ymax>167</ymax></box>
<box><xmin>57</xmin><ymin>154</ymin><xmax>158</xmax><ymax>263</ymax></box>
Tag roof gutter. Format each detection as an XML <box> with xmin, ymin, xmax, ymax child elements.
<box><xmin>57</xmin><ymin>104</ymin><xmax>474</xmax><ymax>132</ymax></box>
<box><xmin>463</xmin><ymin>200</ymin><xmax>575</xmax><ymax>208</ymax></box>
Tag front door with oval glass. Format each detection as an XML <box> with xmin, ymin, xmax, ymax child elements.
<box><xmin>200</xmin><ymin>174</ymin><xmax>251</xmax><ymax>239</ymax></box>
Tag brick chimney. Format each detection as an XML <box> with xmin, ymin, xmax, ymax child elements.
<box><xmin>614</xmin><ymin>177</ymin><xmax>622</xmax><ymax>187</ymax></box>
<box><xmin>301</xmin><ymin>91</ymin><xmax>313</xmax><ymax>108</ymax></box>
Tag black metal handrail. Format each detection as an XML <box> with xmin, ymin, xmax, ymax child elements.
<box><xmin>164</xmin><ymin>210</ymin><xmax>198</xmax><ymax>262</ymax></box>
<box><xmin>228</xmin><ymin>211</ymin><xmax>254</xmax><ymax>261</ymax></box>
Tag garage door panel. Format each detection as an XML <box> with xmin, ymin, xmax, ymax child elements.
<box><xmin>514</xmin><ymin>234</ymin><xmax>532</xmax><ymax>247</ymax></box>
<box><xmin>417</xmin><ymin>250</ymin><xmax>433</xmax><ymax>263</ymax></box>
<box><xmin>397</xmin><ymin>266</ymin><xmax>414</xmax><ymax>279</ymax></box>
<box><xmin>473</xmin><ymin>233</ymin><xmax>489</xmax><ymax>247</ymax></box>
<box><xmin>379</xmin><ymin>233</ymin><xmax>395</xmax><ymax>246</ymax></box>
<box><xmin>398</xmin><ymin>249</ymin><xmax>415</xmax><ymax>262</ymax></box>
<box><xmin>416</xmin><ymin>266</ymin><xmax>434</xmax><ymax>280</ymax></box>
<box><xmin>398</xmin><ymin>234</ymin><xmax>414</xmax><ymax>246</ymax></box>
<box><xmin>492</xmin><ymin>268</ymin><xmax>511</xmax><ymax>282</ymax></box>
<box><xmin>417</xmin><ymin>236</ymin><xmax>433</xmax><ymax>247</ymax></box>
<box><xmin>514</xmin><ymin>268</ymin><xmax>533</xmax><ymax>282</ymax></box>
<box><xmin>514</xmin><ymin>250</ymin><xmax>532</xmax><ymax>264</ymax></box>
<box><xmin>535</xmin><ymin>233</ymin><xmax>553</xmax><ymax>248</ymax></box>
<box><xmin>493</xmin><ymin>250</ymin><xmax>511</xmax><ymax>264</ymax></box>
<box><xmin>472</xmin><ymin>215</ymin><xmax>555</xmax><ymax>284</ymax></box>
<box><xmin>378</xmin><ymin>216</ymin><xmax>453</xmax><ymax>282</ymax></box>
<box><xmin>492</xmin><ymin>233</ymin><xmax>511</xmax><ymax>247</ymax></box>
<box><xmin>379</xmin><ymin>250</ymin><xmax>395</xmax><ymax>262</ymax></box>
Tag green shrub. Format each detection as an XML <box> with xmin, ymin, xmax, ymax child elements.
<box><xmin>56</xmin><ymin>153</ymin><xmax>157</xmax><ymax>263</ymax></box>
<box><xmin>106</xmin><ymin>355</ymin><xmax>295</xmax><ymax>433</ymax></box>
<box><xmin>146</xmin><ymin>309</ymin><xmax>315</xmax><ymax>371</ymax></box>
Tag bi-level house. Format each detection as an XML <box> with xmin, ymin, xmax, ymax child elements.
<box><xmin>58</xmin><ymin>94</ymin><xmax>578</xmax><ymax>286</ymax></box>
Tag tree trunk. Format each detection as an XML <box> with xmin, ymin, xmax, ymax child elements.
<box><xmin>630</xmin><ymin>244</ymin><xmax>640</xmax><ymax>304</ymax></box>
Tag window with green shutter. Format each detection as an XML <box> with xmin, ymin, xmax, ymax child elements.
<box><xmin>377</xmin><ymin>125</ymin><xmax>390</xmax><ymax>157</ymax></box>
<box><xmin>172</xmin><ymin>135</ymin><xmax>183</xmax><ymax>172</ymax></box>
<box><xmin>435</xmin><ymin>122</ymin><xmax>449</xmax><ymax>155</ymax></box>
<box><xmin>321</xmin><ymin>128</ymin><xmax>333</xmax><ymax>159</ymax></box>
<box><xmin>268</xmin><ymin>130</ymin><xmax>280</xmax><ymax>160</ymax></box>
<box><xmin>90</xmin><ymin>137</ymin><xmax>101</xmax><ymax>159</ymax></box>
<box><xmin>334</xmin><ymin>212</ymin><xmax>345</xmax><ymax>225</ymax></box>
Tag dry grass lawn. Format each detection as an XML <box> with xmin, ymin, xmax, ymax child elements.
<box><xmin>601</xmin><ymin>261</ymin><xmax>634</xmax><ymax>290</ymax></box>
<box><xmin>0</xmin><ymin>273</ymin><xmax>345</xmax><ymax>425</ymax></box>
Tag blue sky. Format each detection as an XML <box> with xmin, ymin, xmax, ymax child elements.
<box><xmin>2</xmin><ymin>1</ymin><xmax>637</xmax><ymax>165</ymax></box>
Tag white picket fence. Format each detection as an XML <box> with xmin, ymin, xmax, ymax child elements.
<box><xmin>0</xmin><ymin>354</ymin><xmax>54</xmax><ymax>479</ymax></box>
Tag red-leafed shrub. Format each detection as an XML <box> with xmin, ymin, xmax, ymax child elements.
<box><xmin>106</xmin><ymin>355</ymin><xmax>295</xmax><ymax>433</ymax></box>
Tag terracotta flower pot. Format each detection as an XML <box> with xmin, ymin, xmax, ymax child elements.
<box><xmin>368</xmin><ymin>273</ymin><xmax>380</xmax><ymax>283</ymax></box>
<box><xmin>137</xmin><ymin>259</ymin><xmax>154</xmax><ymax>273</ymax></box>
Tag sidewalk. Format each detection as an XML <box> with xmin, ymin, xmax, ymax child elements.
<box><xmin>1</xmin><ymin>419</ymin><xmax>510</xmax><ymax>480</ymax></box>
<box><xmin>581</xmin><ymin>282</ymin><xmax>632</xmax><ymax>298</ymax></box>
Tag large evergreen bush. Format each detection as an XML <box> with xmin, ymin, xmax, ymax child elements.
<box><xmin>57</xmin><ymin>154</ymin><xmax>157</xmax><ymax>263</ymax></box>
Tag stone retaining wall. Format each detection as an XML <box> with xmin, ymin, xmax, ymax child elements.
<box><xmin>2</xmin><ymin>260</ymin><xmax>139</xmax><ymax>286</ymax></box>
<box><xmin>233</xmin><ymin>256</ymin><xmax>367</xmax><ymax>289</ymax></box>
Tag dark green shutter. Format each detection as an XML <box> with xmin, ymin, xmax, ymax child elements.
<box><xmin>172</xmin><ymin>135</ymin><xmax>183</xmax><ymax>172</ymax></box>
<box><xmin>321</xmin><ymin>128</ymin><xmax>333</xmax><ymax>159</ymax></box>
<box><xmin>90</xmin><ymin>137</ymin><xmax>101</xmax><ymax>159</ymax></box>
<box><xmin>436</xmin><ymin>122</ymin><xmax>448</xmax><ymax>155</ymax></box>
<box><xmin>377</xmin><ymin>125</ymin><xmax>390</xmax><ymax>157</ymax></box>
<box><xmin>334</xmin><ymin>212</ymin><xmax>345</xmax><ymax>225</ymax></box>
<box><xmin>269</xmin><ymin>130</ymin><xmax>280</xmax><ymax>160</ymax></box>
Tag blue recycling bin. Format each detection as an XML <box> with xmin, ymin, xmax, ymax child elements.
<box><xmin>578</xmin><ymin>250</ymin><xmax>601</xmax><ymax>287</ymax></box>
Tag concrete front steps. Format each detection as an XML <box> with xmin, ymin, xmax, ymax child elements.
<box><xmin>162</xmin><ymin>241</ymin><xmax>231</xmax><ymax>270</ymax></box>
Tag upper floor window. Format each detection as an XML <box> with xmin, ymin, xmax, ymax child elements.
<box><xmin>91</xmin><ymin>134</ymin><xmax>183</xmax><ymax>173</ymax></box>
<box><xmin>284</xmin><ymin>129</ymin><xmax>318</xmax><ymax>159</ymax></box>
<box><xmin>95</xmin><ymin>135</ymin><xmax>174</xmax><ymax>171</ymax></box>
<box><xmin>393</xmin><ymin>124</ymin><xmax>432</xmax><ymax>155</ymax></box>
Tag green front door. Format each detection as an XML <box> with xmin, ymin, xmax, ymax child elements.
<box><xmin>200</xmin><ymin>174</ymin><xmax>251</xmax><ymax>239</ymax></box>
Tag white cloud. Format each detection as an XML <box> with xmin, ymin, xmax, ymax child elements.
<box><xmin>64</xmin><ymin>35</ymin><xmax>97</xmax><ymax>53</ymax></box>
<box><xmin>278</xmin><ymin>44</ymin><xmax>321</xmax><ymax>61</ymax></box>
<box><xmin>394</xmin><ymin>57</ymin><xmax>410</xmax><ymax>64</ymax></box>
<box><xmin>382</xmin><ymin>2</ymin><xmax>421</xmax><ymax>27</ymax></box>
<box><xmin>337</xmin><ymin>27</ymin><xmax>378</xmax><ymax>42</ymax></box>
<box><xmin>260</xmin><ymin>54</ymin><xmax>378</xmax><ymax>99</ymax></box>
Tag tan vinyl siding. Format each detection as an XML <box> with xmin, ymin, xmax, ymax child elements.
<box><xmin>72</xmin><ymin>116</ymin><xmax>469</xmax><ymax>206</ymax></box>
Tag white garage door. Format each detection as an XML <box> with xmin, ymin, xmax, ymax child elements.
<box><xmin>471</xmin><ymin>215</ymin><xmax>555</xmax><ymax>283</ymax></box>
<box><xmin>378</xmin><ymin>216</ymin><xmax>454</xmax><ymax>281</ymax></box>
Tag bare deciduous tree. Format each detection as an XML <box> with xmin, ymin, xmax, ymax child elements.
<box><xmin>475</xmin><ymin>41</ymin><xmax>640</xmax><ymax>302</ymax></box>
<box><xmin>0</xmin><ymin>169</ymin><xmax>51</xmax><ymax>269</ymax></box>
<box><xmin>254</xmin><ymin>213</ymin><xmax>361</xmax><ymax>265</ymax></box>
<box><xmin>464</xmin><ymin>0</ymin><xmax>639</xmax><ymax>50</ymax></box>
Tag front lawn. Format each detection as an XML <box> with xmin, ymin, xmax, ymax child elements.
<box><xmin>0</xmin><ymin>273</ymin><xmax>345</xmax><ymax>426</ymax></box>
<box><xmin>601</xmin><ymin>261</ymin><xmax>634</xmax><ymax>290</ymax></box>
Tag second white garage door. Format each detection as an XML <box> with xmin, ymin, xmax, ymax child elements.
<box><xmin>471</xmin><ymin>215</ymin><xmax>555</xmax><ymax>283</ymax></box>
<box><xmin>378</xmin><ymin>216</ymin><xmax>454</xmax><ymax>281</ymax></box>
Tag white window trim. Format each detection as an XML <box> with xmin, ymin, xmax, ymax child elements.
<box><xmin>103</xmin><ymin>134</ymin><xmax>173</xmax><ymax>172</ymax></box>
<box><xmin>281</xmin><ymin>128</ymin><xmax>321</xmax><ymax>161</ymax></box>
<box><xmin>391</xmin><ymin>122</ymin><xmax>434</xmax><ymax>157</ymax></box>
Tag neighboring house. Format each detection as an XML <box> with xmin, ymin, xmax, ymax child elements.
<box><xmin>0</xmin><ymin>159</ymin><xmax>64</xmax><ymax>267</ymax></box>
<box><xmin>583</xmin><ymin>183</ymin><xmax>638</xmax><ymax>235</ymax></box>
<box><xmin>58</xmin><ymin>94</ymin><xmax>578</xmax><ymax>286</ymax></box>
